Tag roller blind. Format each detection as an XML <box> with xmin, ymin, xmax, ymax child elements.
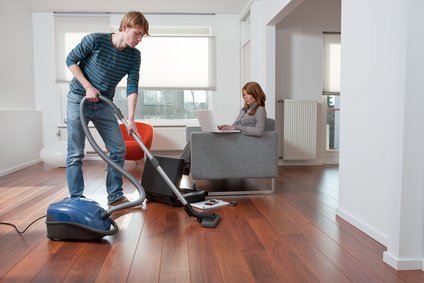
<box><xmin>137</xmin><ymin>36</ymin><xmax>216</xmax><ymax>90</ymax></box>
<box><xmin>55</xmin><ymin>14</ymin><xmax>216</xmax><ymax>90</ymax></box>
<box><xmin>323</xmin><ymin>32</ymin><xmax>341</xmax><ymax>95</ymax></box>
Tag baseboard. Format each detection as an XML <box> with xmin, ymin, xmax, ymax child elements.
<box><xmin>383</xmin><ymin>251</ymin><xmax>423</xmax><ymax>270</ymax></box>
<box><xmin>84</xmin><ymin>150</ymin><xmax>182</xmax><ymax>161</ymax></box>
<box><xmin>278</xmin><ymin>159</ymin><xmax>339</xmax><ymax>166</ymax></box>
<box><xmin>335</xmin><ymin>207</ymin><xmax>388</xmax><ymax>246</ymax></box>
<box><xmin>278</xmin><ymin>160</ymin><xmax>324</xmax><ymax>166</ymax></box>
<box><xmin>0</xmin><ymin>159</ymin><xmax>42</xmax><ymax>177</ymax></box>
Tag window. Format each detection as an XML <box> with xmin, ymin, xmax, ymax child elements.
<box><xmin>323</xmin><ymin>32</ymin><xmax>341</xmax><ymax>150</ymax></box>
<box><xmin>55</xmin><ymin>14</ymin><xmax>215</xmax><ymax>124</ymax></box>
<box><xmin>325</xmin><ymin>95</ymin><xmax>340</xmax><ymax>150</ymax></box>
<box><xmin>323</xmin><ymin>32</ymin><xmax>341</xmax><ymax>95</ymax></box>
<box><xmin>113</xmin><ymin>88</ymin><xmax>209</xmax><ymax>122</ymax></box>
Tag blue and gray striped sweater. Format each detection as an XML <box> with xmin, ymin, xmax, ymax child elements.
<box><xmin>66</xmin><ymin>33</ymin><xmax>141</xmax><ymax>99</ymax></box>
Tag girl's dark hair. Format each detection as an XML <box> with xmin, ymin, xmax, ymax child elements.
<box><xmin>242</xmin><ymin>82</ymin><xmax>266</xmax><ymax>115</ymax></box>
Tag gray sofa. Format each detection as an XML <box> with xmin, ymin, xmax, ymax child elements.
<box><xmin>185</xmin><ymin>118</ymin><xmax>278</xmax><ymax>195</ymax></box>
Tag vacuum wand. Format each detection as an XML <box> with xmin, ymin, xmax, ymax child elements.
<box><xmin>96</xmin><ymin>95</ymin><xmax>221</xmax><ymax>228</ymax></box>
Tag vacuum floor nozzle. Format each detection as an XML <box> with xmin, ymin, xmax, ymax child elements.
<box><xmin>200</xmin><ymin>213</ymin><xmax>221</xmax><ymax>228</ymax></box>
<box><xmin>184</xmin><ymin>203</ymin><xmax>221</xmax><ymax>228</ymax></box>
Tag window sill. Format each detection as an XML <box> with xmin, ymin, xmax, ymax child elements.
<box><xmin>144</xmin><ymin>119</ymin><xmax>198</xmax><ymax>127</ymax></box>
<box><xmin>58</xmin><ymin>119</ymin><xmax>200</xmax><ymax>128</ymax></box>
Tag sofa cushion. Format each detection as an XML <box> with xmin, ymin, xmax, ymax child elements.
<box><xmin>190</xmin><ymin>131</ymin><xmax>278</xmax><ymax>180</ymax></box>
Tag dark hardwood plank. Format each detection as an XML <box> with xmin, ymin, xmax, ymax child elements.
<box><xmin>255</xmin><ymin>196</ymin><xmax>384</xmax><ymax>282</ymax></box>
<box><xmin>0</xmin><ymin>240</ymin><xmax>63</xmax><ymax>283</ymax></box>
<box><xmin>201</xmin><ymin>210</ymin><xmax>257</xmax><ymax>282</ymax></box>
<box><xmin>158</xmin><ymin>209</ymin><xmax>191</xmax><ymax>283</ymax></box>
<box><xmin>30</xmin><ymin>242</ymin><xmax>87</xmax><ymax>283</ymax></box>
<box><xmin>0</xmin><ymin>221</ymin><xmax>59</xmax><ymax>282</ymax></box>
<box><xmin>237</xmin><ymin>198</ymin><xmax>348</xmax><ymax>283</ymax></box>
<box><xmin>126</xmin><ymin>202</ymin><xmax>167</xmax><ymax>282</ymax></box>
<box><xmin>61</xmin><ymin>242</ymin><xmax>111</xmax><ymax>283</ymax></box>
<box><xmin>232</xmin><ymin>200</ymin><xmax>317</xmax><ymax>283</ymax></box>
<box><xmin>184</xmin><ymin>213</ymin><xmax>226</xmax><ymax>282</ymax></box>
<box><xmin>94</xmin><ymin>211</ymin><xmax>146</xmax><ymax>282</ymax></box>
<box><xmin>0</xmin><ymin>161</ymin><xmax>107</xmax><ymax>278</ymax></box>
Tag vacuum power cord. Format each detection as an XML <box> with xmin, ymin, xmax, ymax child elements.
<box><xmin>0</xmin><ymin>215</ymin><xmax>47</xmax><ymax>234</ymax></box>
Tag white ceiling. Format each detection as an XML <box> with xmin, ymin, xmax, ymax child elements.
<box><xmin>16</xmin><ymin>0</ymin><xmax>251</xmax><ymax>15</ymax></box>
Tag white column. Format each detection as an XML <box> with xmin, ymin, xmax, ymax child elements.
<box><xmin>250</xmin><ymin>1</ymin><xmax>276</xmax><ymax>119</ymax></box>
<box><xmin>383</xmin><ymin>0</ymin><xmax>424</xmax><ymax>270</ymax></box>
<box><xmin>33</xmin><ymin>13</ymin><xmax>61</xmax><ymax>146</ymax></box>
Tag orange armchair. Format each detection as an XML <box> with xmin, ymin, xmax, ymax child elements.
<box><xmin>119</xmin><ymin>121</ymin><xmax>154</xmax><ymax>161</ymax></box>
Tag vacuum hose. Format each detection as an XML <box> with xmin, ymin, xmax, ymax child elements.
<box><xmin>80</xmin><ymin>95</ymin><xmax>220</xmax><ymax>228</ymax></box>
<box><xmin>80</xmin><ymin>95</ymin><xmax>146</xmax><ymax>218</ymax></box>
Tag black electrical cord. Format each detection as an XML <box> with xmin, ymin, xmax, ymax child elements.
<box><xmin>0</xmin><ymin>215</ymin><xmax>46</xmax><ymax>234</ymax></box>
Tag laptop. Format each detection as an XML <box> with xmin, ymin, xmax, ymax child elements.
<box><xmin>196</xmin><ymin>110</ymin><xmax>240</xmax><ymax>133</ymax></box>
<box><xmin>141</xmin><ymin>156</ymin><xmax>206</xmax><ymax>206</ymax></box>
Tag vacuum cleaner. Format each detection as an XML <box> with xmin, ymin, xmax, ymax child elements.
<box><xmin>46</xmin><ymin>95</ymin><xmax>221</xmax><ymax>241</ymax></box>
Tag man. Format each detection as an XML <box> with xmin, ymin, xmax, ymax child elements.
<box><xmin>65</xmin><ymin>11</ymin><xmax>149</xmax><ymax>206</ymax></box>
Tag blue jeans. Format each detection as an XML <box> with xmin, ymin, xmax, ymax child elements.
<box><xmin>66</xmin><ymin>92</ymin><xmax>126</xmax><ymax>203</ymax></box>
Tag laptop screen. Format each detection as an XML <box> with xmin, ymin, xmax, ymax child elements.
<box><xmin>196</xmin><ymin>110</ymin><xmax>240</xmax><ymax>133</ymax></box>
<box><xmin>196</xmin><ymin>110</ymin><xmax>219</xmax><ymax>132</ymax></box>
<box><xmin>141</xmin><ymin>156</ymin><xmax>184</xmax><ymax>198</ymax></box>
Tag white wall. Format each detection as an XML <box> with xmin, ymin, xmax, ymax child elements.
<box><xmin>338</xmin><ymin>0</ymin><xmax>407</xmax><ymax>246</ymax></box>
<box><xmin>0</xmin><ymin>111</ymin><xmax>42</xmax><ymax>175</ymax></box>
<box><xmin>0</xmin><ymin>0</ymin><xmax>35</xmax><ymax>110</ymax></box>
<box><xmin>338</xmin><ymin>0</ymin><xmax>424</xmax><ymax>270</ymax></box>
<box><xmin>250</xmin><ymin>1</ymin><xmax>277</xmax><ymax>119</ymax></box>
<box><xmin>384</xmin><ymin>0</ymin><xmax>424</xmax><ymax>270</ymax></box>
<box><xmin>250</xmin><ymin>0</ymin><xmax>304</xmax><ymax>121</ymax></box>
<box><xmin>33</xmin><ymin>13</ymin><xmax>59</xmax><ymax>147</ymax></box>
<box><xmin>0</xmin><ymin>0</ymin><xmax>43</xmax><ymax>176</ymax></box>
<box><xmin>214</xmin><ymin>15</ymin><xmax>242</xmax><ymax>122</ymax></box>
<box><xmin>275</xmin><ymin>0</ymin><xmax>341</xmax><ymax>163</ymax></box>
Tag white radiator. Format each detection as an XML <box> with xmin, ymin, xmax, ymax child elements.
<box><xmin>151</xmin><ymin>127</ymin><xmax>186</xmax><ymax>151</ymax></box>
<box><xmin>283</xmin><ymin>100</ymin><xmax>318</xmax><ymax>160</ymax></box>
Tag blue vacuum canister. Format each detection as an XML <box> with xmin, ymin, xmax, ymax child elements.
<box><xmin>46</xmin><ymin>198</ymin><xmax>118</xmax><ymax>241</ymax></box>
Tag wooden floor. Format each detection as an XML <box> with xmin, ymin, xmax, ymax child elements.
<box><xmin>1</xmin><ymin>161</ymin><xmax>423</xmax><ymax>283</ymax></box>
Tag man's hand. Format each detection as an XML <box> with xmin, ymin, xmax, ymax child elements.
<box><xmin>68</xmin><ymin>64</ymin><xmax>99</xmax><ymax>102</ymax></box>
<box><xmin>85</xmin><ymin>86</ymin><xmax>100</xmax><ymax>102</ymax></box>
<box><xmin>127</xmin><ymin>121</ymin><xmax>140</xmax><ymax>137</ymax></box>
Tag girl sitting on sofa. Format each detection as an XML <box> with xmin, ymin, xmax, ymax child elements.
<box><xmin>181</xmin><ymin>81</ymin><xmax>267</xmax><ymax>175</ymax></box>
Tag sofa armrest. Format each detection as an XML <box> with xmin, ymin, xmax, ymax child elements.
<box><xmin>190</xmin><ymin>132</ymin><xmax>278</xmax><ymax>180</ymax></box>
<box><xmin>186</xmin><ymin>125</ymin><xmax>202</xmax><ymax>143</ymax></box>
